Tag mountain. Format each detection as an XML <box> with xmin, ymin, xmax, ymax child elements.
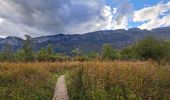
<box><xmin>1</xmin><ymin>27</ymin><xmax>170</xmax><ymax>55</ymax></box>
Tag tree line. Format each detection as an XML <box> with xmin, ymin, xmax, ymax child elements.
<box><xmin>0</xmin><ymin>35</ymin><xmax>61</xmax><ymax>62</ymax></box>
<box><xmin>1</xmin><ymin>35</ymin><xmax>170</xmax><ymax>64</ymax></box>
<box><xmin>103</xmin><ymin>36</ymin><xmax>170</xmax><ymax>64</ymax></box>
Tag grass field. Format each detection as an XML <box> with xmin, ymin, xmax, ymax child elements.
<box><xmin>66</xmin><ymin>61</ymin><xmax>170</xmax><ymax>100</ymax></box>
<box><xmin>0</xmin><ymin>62</ymin><xmax>80</xmax><ymax>100</ymax></box>
<box><xmin>0</xmin><ymin>61</ymin><xmax>170</xmax><ymax>100</ymax></box>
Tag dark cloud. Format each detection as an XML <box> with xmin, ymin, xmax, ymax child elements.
<box><xmin>0</xmin><ymin>0</ymin><xmax>133</xmax><ymax>38</ymax></box>
<box><xmin>113</xmin><ymin>0</ymin><xmax>133</xmax><ymax>25</ymax></box>
<box><xmin>0</xmin><ymin>0</ymin><xmax>106</xmax><ymax>37</ymax></box>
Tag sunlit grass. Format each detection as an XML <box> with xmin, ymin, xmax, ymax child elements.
<box><xmin>0</xmin><ymin>62</ymin><xmax>80</xmax><ymax>100</ymax></box>
<box><xmin>66</xmin><ymin>61</ymin><xmax>170</xmax><ymax>100</ymax></box>
<box><xmin>1</xmin><ymin>61</ymin><xmax>170</xmax><ymax>100</ymax></box>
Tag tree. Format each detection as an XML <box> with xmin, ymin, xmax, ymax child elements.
<box><xmin>22</xmin><ymin>35</ymin><xmax>34</xmax><ymax>62</ymax></box>
<box><xmin>47</xmin><ymin>44</ymin><xmax>54</xmax><ymax>55</ymax></box>
<box><xmin>2</xmin><ymin>43</ymin><xmax>14</xmax><ymax>62</ymax></box>
<box><xmin>37</xmin><ymin>44</ymin><xmax>55</xmax><ymax>61</ymax></box>
<box><xmin>120</xmin><ymin>36</ymin><xmax>170</xmax><ymax>64</ymax></box>
<box><xmin>0</xmin><ymin>53</ymin><xmax>4</xmax><ymax>62</ymax></box>
<box><xmin>37</xmin><ymin>48</ymin><xmax>48</xmax><ymax>61</ymax></box>
<box><xmin>86</xmin><ymin>51</ymin><xmax>99</xmax><ymax>60</ymax></box>
<box><xmin>120</xmin><ymin>46</ymin><xmax>140</xmax><ymax>60</ymax></box>
<box><xmin>71</xmin><ymin>48</ymin><xmax>81</xmax><ymax>57</ymax></box>
<box><xmin>160</xmin><ymin>41</ymin><xmax>170</xmax><ymax>64</ymax></box>
<box><xmin>135</xmin><ymin>36</ymin><xmax>164</xmax><ymax>62</ymax></box>
<box><xmin>15</xmin><ymin>50</ymin><xmax>25</xmax><ymax>62</ymax></box>
<box><xmin>102</xmin><ymin>44</ymin><xmax>117</xmax><ymax>60</ymax></box>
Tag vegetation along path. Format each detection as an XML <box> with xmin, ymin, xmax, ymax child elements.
<box><xmin>52</xmin><ymin>75</ymin><xmax>69</xmax><ymax>100</ymax></box>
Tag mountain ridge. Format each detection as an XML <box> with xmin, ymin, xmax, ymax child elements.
<box><xmin>1</xmin><ymin>27</ymin><xmax>170</xmax><ymax>54</ymax></box>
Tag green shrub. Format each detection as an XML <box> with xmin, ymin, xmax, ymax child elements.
<box><xmin>102</xmin><ymin>44</ymin><xmax>118</xmax><ymax>60</ymax></box>
<box><xmin>121</xmin><ymin>36</ymin><xmax>170</xmax><ymax>64</ymax></box>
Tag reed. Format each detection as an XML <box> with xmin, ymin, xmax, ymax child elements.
<box><xmin>0</xmin><ymin>62</ymin><xmax>79</xmax><ymax>100</ymax></box>
<box><xmin>66</xmin><ymin>61</ymin><xmax>170</xmax><ymax>100</ymax></box>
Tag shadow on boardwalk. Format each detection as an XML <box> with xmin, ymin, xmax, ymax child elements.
<box><xmin>52</xmin><ymin>75</ymin><xmax>69</xmax><ymax>100</ymax></box>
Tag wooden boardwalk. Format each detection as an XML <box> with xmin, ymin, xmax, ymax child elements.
<box><xmin>52</xmin><ymin>75</ymin><xmax>69</xmax><ymax>100</ymax></box>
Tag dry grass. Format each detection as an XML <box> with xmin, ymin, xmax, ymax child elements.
<box><xmin>66</xmin><ymin>61</ymin><xmax>170</xmax><ymax>100</ymax></box>
<box><xmin>1</xmin><ymin>61</ymin><xmax>170</xmax><ymax>100</ymax></box>
<box><xmin>0</xmin><ymin>62</ymin><xmax>80</xmax><ymax>100</ymax></box>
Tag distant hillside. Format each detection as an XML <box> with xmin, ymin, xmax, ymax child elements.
<box><xmin>1</xmin><ymin>27</ymin><xmax>170</xmax><ymax>55</ymax></box>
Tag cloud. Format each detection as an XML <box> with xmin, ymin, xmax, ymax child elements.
<box><xmin>102</xmin><ymin>6</ymin><xmax>128</xmax><ymax>30</ymax></box>
<box><xmin>0</xmin><ymin>17</ymin><xmax>4</xmax><ymax>23</ymax></box>
<box><xmin>133</xmin><ymin>2</ymin><xmax>170</xmax><ymax>29</ymax></box>
<box><xmin>0</xmin><ymin>0</ymin><xmax>133</xmax><ymax>38</ymax></box>
<box><xmin>0</xmin><ymin>17</ymin><xmax>46</xmax><ymax>38</ymax></box>
<box><xmin>0</xmin><ymin>0</ymin><xmax>108</xmax><ymax>37</ymax></box>
<box><xmin>104</xmin><ymin>0</ymin><xmax>133</xmax><ymax>30</ymax></box>
<box><xmin>71</xmin><ymin>0</ymin><xmax>105</xmax><ymax>7</ymax></box>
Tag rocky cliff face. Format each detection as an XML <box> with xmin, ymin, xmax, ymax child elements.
<box><xmin>0</xmin><ymin>27</ymin><xmax>170</xmax><ymax>54</ymax></box>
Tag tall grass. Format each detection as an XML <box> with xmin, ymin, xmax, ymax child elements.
<box><xmin>1</xmin><ymin>61</ymin><xmax>170</xmax><ymax>100</ymax></box>
<box><xmin>0</xmin><ymin>62</ymin><xmax>79</xmax><ymax>100</ymax></box>
<box><xmin>66</xmin><ymin>61</ymin><xmax>170</xmax><ymax>100</ymax></box>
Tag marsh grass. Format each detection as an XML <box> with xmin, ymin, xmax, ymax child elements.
<box><xmin>0</xmin><ymin>62</ymin><xmax>80</xmax><ymax>100</ymax></box>
<box><xmin>0</xmin><ymin>61</ymin><xmax>170</xmax><ymax>100</ymax></box>
<box><xmin>66</xmin><ymin>61</ymin><xmax>170</xmax><ymax>100</ymax></box>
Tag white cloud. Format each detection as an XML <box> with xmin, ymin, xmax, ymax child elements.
<box><xmin>65</xmin><ymin>6</ymin><xmax>115</xmax><ymax>33</ymax></box>
<box><xmin>102</xmin><ymin>6</ymin><xmax>129</xmax><ymax>30</ymax></box>
<box><xmin>71</xmin><ymin>0</ymin><xmax>105</xmax><ymax>7</ymax></box>
<box><xmin>0</xmin><ymin>0</ymin><xmax>132</xmax><ymax>37</ymax></box>
<box><xmin>0</xmin><ymin>19</ymin><xmax>46</xmax><ymax>38</ymax></box>
<box><xmin>0</xmin><ymin>0</ymin><xmax>107</xmax><ymax>37</ymax></box>
<box><xmin>161</xmin><ymin>15</ymin><xmax>170</xmax><ymax>26</ymax></box>
<box><xmin>0</xmin><ymin>17</ymin><xmax>4</xmax><ymax>23</ymax></box>
<box><xmin>133</xmin><ymin>2</ymin><xmax>170</xmax><ymax>29</ymax></box>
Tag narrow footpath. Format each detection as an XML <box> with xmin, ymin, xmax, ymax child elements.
<box><xmin>52</xmin><ymin>75</ymin><xmax>69</xmax><ymax>100</ymax></box>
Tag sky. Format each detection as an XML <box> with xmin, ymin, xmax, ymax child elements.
<box><xmin>0</xmin><ymin>0</ymin><xmax>170</xmax><ymax>38</ymax></box>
